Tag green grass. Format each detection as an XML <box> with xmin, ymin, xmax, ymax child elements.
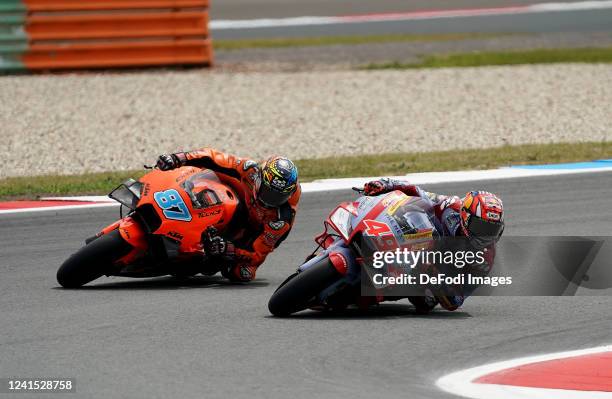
<box><xmin>295</xmin><ymin>141</ymin><xmax>612</xmax><ymax>180</ymax></box>
<box><xmin>0</xmin><ymin>170</ymin><xmax>149</xmax><ymax>201</ymax></box>
<box><xmin>214</xmin><ymin>33</ymin><xmax>506</xmax><ymax>51</ymax></box>
<box><xmin>363</xmin><ymin>47</ymin><xmax>612</xmax><ymax>69</ymax></box>
<box><xmin>1</xmin><ymin>142</ymin><xmax>611</xmax><ymax>200</ymax></box>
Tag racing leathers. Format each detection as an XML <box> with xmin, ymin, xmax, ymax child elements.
<box><xmin>165</xmin><ymin>148</ymin><xmax>301</xmax><ymax>282</ymax></box>
<box><xmin>364</xmin><ymin>178</ymin><xmax>496</xmax><ymax>311</ymax></box>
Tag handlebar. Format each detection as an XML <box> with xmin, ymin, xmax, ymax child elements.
<box><xmin>202</xmin><ymin>226</ymin><xmax>218</xmax><ymax>245</ymax></box>
<box><xmin>352</xmin><ymin>187</ymin><xmax>365</xmax><ymax>194</ymax></box>
<box><xmin>200</xmin><ymin>226</ymin><xmax>216</xmax><ymax>256</ymax></box>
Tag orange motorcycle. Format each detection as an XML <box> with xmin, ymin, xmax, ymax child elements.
<box><xmin>57</xmin><ymin>166</ymin><xmax>241</xmax><ymax>288</ymax></box>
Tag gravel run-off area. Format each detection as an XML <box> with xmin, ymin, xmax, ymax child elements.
<box><xmin>1</xmin><ymin>63</ymin><xmax>611</xmax><ymax>178</ymax></box>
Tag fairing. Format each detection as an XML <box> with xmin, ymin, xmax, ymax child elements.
<box><xmin>100</xmin><ymin>166</ymin><xmax>241</xmax><ymax>269</ymax></box>
<box><xmin>306</xmin><ymin>191</ymin><xmax>438</xmax><ymax>306</ymax></box>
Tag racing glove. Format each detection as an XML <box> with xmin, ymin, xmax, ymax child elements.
<box><xmin>205</xmin><ymin>235</ymin><xmax>235</xmax><ymax>259</ymax></box>
<box><xmin>156</xmin><ymin>153</ymin><xmax>186</xmax><ymax>171</ymax></box>
<box><xmin>364</xmin><ymin>178</ymin><xmax>395</xmax><ymax>196</ymax></box>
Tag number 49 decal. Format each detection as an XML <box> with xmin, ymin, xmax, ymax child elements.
<box><xmin>363</xmin><ymin>219</ymin><xmax>398</xmax><ymax>251</ymax></box>
<box><xmin>154</xmin><ymin>189</ymin><xmax>192</xmax><ymax>222</ymax></box>
<box><xmin>363</xmin><ymin>219</ymin><xmax>392</xmax><ymax>236</ymax></box>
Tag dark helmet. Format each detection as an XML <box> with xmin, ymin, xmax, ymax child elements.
<box><xmin>460</xmin><ymin>191</ymin><xmax>505</xmax><ymax>249</ymax></box>
<box><xmin>256</xmin><ymin>156</ymin><xmax>299</xmax><ymax>207</ymax></box>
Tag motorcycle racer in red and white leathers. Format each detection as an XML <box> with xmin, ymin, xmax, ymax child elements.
<box><xmin>363</xmin><ymin>178</ymin><xmax>505</xmax><ymax>312</ymax></box>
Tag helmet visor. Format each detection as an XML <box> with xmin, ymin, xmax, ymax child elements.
<box><xmin>467</xmin><ymin>216</ymin><xmax>504</xmax><ymax>238</ymax></box>
<box><xmin>258</xmin><ymin>183</ymin><xmax>291</xmax><ymax>207</ymax></box>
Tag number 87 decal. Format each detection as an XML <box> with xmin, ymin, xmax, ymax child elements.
<box><xmin>154</xmin><ymin>189</ymin><xmax>192</xmax><ymax>221</ymax></box>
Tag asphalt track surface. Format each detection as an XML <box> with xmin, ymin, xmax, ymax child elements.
<box><xmin>1</xmin><ymin>172</ymin><xmax>611</xmax><ymax>399</ymax></box>
<box><xmin>211</xmin><ymin>7</ymin><xmax>612</xmax><ymax>40</ymax></box>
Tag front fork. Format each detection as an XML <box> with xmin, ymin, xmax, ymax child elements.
<box><xmin>299</xmin><ymin>241</ymin><xmax>362</xmax><ymax>305</ymax></box>
<box><xmin>302</xmin><ymin>240</ymin><xmax>388</xmax><ymax>308</ymax></box>
<box><xmin>299</xmin><ymin>243</ymin><xmax>352</xmax><ymax>271</ymax></box>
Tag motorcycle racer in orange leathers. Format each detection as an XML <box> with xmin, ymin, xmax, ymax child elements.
<box><xmin>157</xmin><ymin>148</ymin><xmax>300</xmax><ymax>282</ymax></box>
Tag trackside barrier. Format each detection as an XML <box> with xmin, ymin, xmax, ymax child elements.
<box><xmin>0</xmin><ymin>0</ymin><xmax>212</xmax><ymax>72</ymax></box>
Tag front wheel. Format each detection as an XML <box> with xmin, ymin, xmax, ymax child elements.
<box><xmin>268</xmin><ymin>257</ymin><xmax>341</xmax><ymax>316</ymax></box>
<box><xmin>57</xmin><ymin>229</ymin><xmax>133</xmax><ymax>288</ymax></box>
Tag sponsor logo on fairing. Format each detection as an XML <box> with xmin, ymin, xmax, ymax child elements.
<box><xmin>198</xmin><ymin>208</ymin><xmax>221</xmax><ymax>218</ymax></box>
<box><xmin>167</xmin><ymin>231</ymin><xmax>184</xmax><ymax>241</ymax></box>
<box><xmin>143</xmin><ymin>183</ymin><xmax>151</xmax><ymax>197</ymax></box>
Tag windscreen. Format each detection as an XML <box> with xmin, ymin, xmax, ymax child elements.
<box><xmin>329</xmin><ymin>207</ymin><xmax>353</xmax><ymax>240</ymax></box>
<box><xmin>181</xmin><ymin>171</ymin><xmax>222</xmax><ymax>210</ymax></box>
<box><xmin>109</xmin><ymin>179</ymin><xmax>142</xmax><ymax>210</ymax></box>
<box><xmin>387</xmin><ymin>197</ymin><xmax>436</xmax><ymax>236</ymax></box>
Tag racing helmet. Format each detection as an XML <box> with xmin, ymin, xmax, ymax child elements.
<box><xmin>460</xmin><ymin>191</ymin><xmax>505</xmax><ymax>249</ymax></box>
<box><xmin>256</xmin><ymin>156</ymin><xmax>298</xmax><ymax>207</ymax></box>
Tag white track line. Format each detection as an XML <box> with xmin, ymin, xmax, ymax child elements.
<box><xmin>39</xmin><ymin>196</ymin><xmax>113</xmax><ymax>202</ymax></box>
<box><xmin>37</xmin><ymin>166</ymin><xmax>612</xmax><ymax>196</ymax></box>
<box><xmin>2</xmin><ymin>165</ymin><xmax>612</xmax><ymax>215</ymax></box>
<box><xmin>300</xmin><ymin>165</ymin><xmax>612</xmax><ymax>193</ymax></box>
<box><xmin>436</xmin><ymin>345</ymin><xmax>612</xmax><ymax>399</ymax></box>
<box><xmin>0</xmin><ymin>202</ymin><xmax>118</xmax><ymax>215</ymax></box>
<box><xmin>210</xmin><ymin>0</ymin><xmax>612</xmax><ymax>30</ymax></box>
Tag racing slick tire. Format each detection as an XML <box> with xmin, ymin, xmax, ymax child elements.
<box><xmin>268</xmin><ymin>257</ymin><xmax>341</xmax><ymax>317</ymax></box>
<box><xmin>57</xmin><ymin>229</ymin><xmax>132</xmax><ymax>288</ymax></box>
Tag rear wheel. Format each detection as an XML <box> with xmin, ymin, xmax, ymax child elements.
<box><xmin>57</xmin><ymin>229</ymin><xmax>133</xmax><ymax>288</ymax></box>
<box><xmin>268</xmin><ymin>257</ymin><xmax>341</xmax><ymax>316</ymax></box>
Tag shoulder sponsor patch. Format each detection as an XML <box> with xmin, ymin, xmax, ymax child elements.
<box><xmin>442</xmin><ymin>196</ymin><xmax>461</xmax><ymax>211</ymax></box>
<box><xmin>243</xmin><ymin>159</ymin><xmax>258</xmax><ymax>171</ymax></box>
<box><xmin>263</xmin><ymin>231</ymin><xmax>278</xmax><ymax>245</ymax></box>
<box><xmin>248</xmin><ymin>171</ymin><xmax>261</xmax><ymax>189</ymax></box>
<box><xmin>268</xmin><ymin>220</ymin><xmax>285</xmax><ymax>230</ymax></box>
<box><xmin>426</xmin><ymin>191</ymin><xmax>440</xmax><ymax>202</ymax></box>
<box><xmin>444</xmin><ymin>211</ymin><xmax>462</xmax><ymax>235</ymax></box>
